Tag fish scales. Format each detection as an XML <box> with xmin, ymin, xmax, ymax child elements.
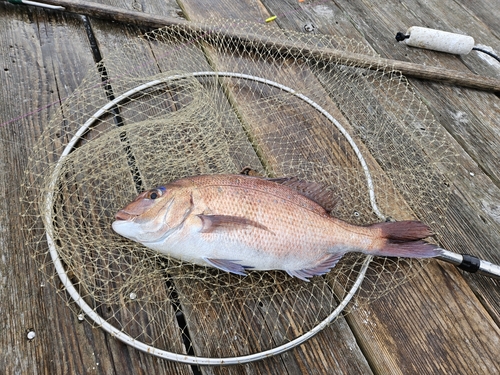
<box><xmin>112</xmin><ymin>174</ymin><xmax>441</xmax><ymax>281</ymax></box>
<box><xmin>190</xmin><ymin>175</ymin><xmax>350</xmax><ymax>264</ymax></box>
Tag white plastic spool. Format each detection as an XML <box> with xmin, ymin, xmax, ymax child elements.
<box><xmin>402</xmin><ymin>27</ymin><xmax>474</xmax><ymax>55</ymax></box>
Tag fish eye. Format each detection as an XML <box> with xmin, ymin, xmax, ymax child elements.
<box><xmin>148</xmin><ymin>189</ymin><xmax>162</xmax><ymax>200</ymax></box>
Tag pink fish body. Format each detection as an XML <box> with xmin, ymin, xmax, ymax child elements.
<box><xmin>112</xmin><ymin>174</ymin><xmax>440</xmax><ymax>281</ymax></box>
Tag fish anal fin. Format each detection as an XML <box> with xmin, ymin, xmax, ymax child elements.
<box><xmin>287</xmin><ymin>253</ymin><xmax>344</xmax><ymax>281</ymax></box>
<box><xmin>198</xmin><ymin>214</ymin><xmax>269</xmax><ymax>233</ymax></box>
<box><xmin>267</xmin><ymin>177</ymin><xmax>337</xmax><ymax>213</ymax></box>
<box><xmin>203</xmin><ymin>257</ymin><xmax>252</xmax><ymax>276</ymax></box>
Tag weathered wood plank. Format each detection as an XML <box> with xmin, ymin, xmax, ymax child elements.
<box><xmin>86</xmin><ymin>1</ymin><xmax>500</xmax><ymax>374</ymax></box>
<box><xmin>33</xmin><ymin>0</ymin><xmax>500</xmax><ymax>92</ymax></box>
<box><xmin>171</xmin><ymin>1</ymin><xmax>378</xmax><ymax>374</ymax></box>
<box><xmin>453</xmin><ymin>0</ymin><xmax>500</xmax><ymax>39</ymax></box>
<box><xmin>260</xmin><ymin>0</ymin><xmax>500</xmax><ymax>373</ymax></box>
<box><xmin>172</xmin><ymin>0</ymin><xmax>472</xmax><ymax>375</ymax></box>
<box><xmin>91</xmin><ymin>0</ymin><xmax>184</xmax><ymax>20</ymax></box>
<box><xmin>347</xmin><ymin>261</ymin><xmax>500</xmax><ymax>375</ymax></box>
<box><xmin>87</xmin><ymin>13</ymin><xmax>284</xmax><ymax>373</ymax></box>
<box><xmin>0</xmin><ymin>3</ymin><xmax>194</xmax><ymax>375</ymax></box>
<box><xmin>331</xmin><ymin>0</ymin><xmax>500</xmax><ymax>183</ymax></box>
<box><xmin>2</xmin><ymin>1</ymin><xmax>500</xmax><ymax>375</ymax></box>
<box><xmin>396</xmin><ymin>0</ymin><xmax>500</xmax><ymax>78</ymax></box>
<box><xmin>331</xmin><ymin>0</ymin><xmax>500</xmax><ymax>316</ymax></box>
<box><xmin>0</xmin><ymin>6</ymin><xmax>102</xmax><ymax>375</ymax></box>
<box><xmin>87</xmin><ymin>4</ymin><xmax>312</xmax><ymax>375</ymax></box>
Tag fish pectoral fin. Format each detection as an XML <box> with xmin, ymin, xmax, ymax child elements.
<box><xmin>286</xmin><ymin>253</ymin><xmax>344</xmax><ymax>281</ymax></box>
<box><xmin>203</xmin><ymin>257</ymin><xmax>253</xmax><ymax>276</ymax></box>
<box><xmin>197</xmin><ymin>214</ymin><xmax>270</xmax><ymax>233</ymax></box>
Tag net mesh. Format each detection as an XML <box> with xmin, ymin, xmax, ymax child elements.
<box><xmin>22</xmin><ymin>20</ymin><xmax>457</xmax><ymax>360</ymax></box>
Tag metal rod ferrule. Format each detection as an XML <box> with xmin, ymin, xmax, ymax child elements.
<box><xmin>437</xmin><ymin>249</ymin><xmax>500</xmax><ymax>280</ymax></box>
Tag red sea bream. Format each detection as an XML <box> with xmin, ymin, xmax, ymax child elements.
<box><xmin>112</xmin><ymin>174</ymin><xmax>441</xmax><ymax>281</ymax></box>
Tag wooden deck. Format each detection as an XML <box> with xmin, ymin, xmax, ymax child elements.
<box><xmin>1</xmin><ymin>0</ymin><xmax>500</xmax><ymax>374</ymax></box>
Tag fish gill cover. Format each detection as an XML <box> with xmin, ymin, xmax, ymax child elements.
<box><xmin>21</xmin><ymin>19</ymin><xmax>457</xmax><ymax>361</ymax></box>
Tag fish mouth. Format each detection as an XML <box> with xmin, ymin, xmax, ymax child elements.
<box><xmin>115</xmin><ymin>210</ymin><xmax>134</xmax><ymax>221</ymax></box>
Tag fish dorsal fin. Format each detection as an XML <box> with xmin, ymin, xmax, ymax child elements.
<box><xmin>239</xmin><ymin>168</ymin><xmax>337</xmax><ymax>213</ymax></box>
<box><xmin>267</xmin><ymin>177</ymin><xmax>337</xmax><ymax>213</ymax></box>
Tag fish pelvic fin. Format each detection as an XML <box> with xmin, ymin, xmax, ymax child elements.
<box><xmin>367</xmin><ymin>220</ymin><xmax>443</xmax><ymax>258</ymax></box>
<box><xmin>198</xmin><ymin>214</ymin><xmax>270</xmax><ymax>234</ymax></box>
<box><xmin>203</xmin><ymin>257</ymin><xmax>253</xmax><ymax>276</ymax></box>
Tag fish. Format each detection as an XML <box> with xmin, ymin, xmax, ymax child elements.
<box><xmin>112</xmin><ymin>174</ymin><xmax>442</xmax><ymax>281</ymax></box>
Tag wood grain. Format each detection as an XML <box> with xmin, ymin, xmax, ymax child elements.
<box><xmin>332</xmin><ymin>0</ymin><xmax>500</xmax><ymax>322</ymax></box>
<box><xmin>260</xmin><ymin>0</ymin><xmax>500</xmax><ymax>373</ymax></box>
<box><xmin>2</xmin><ymin>0</ymin><xmax>500</xmax><ymax>374</ymax></box>
<box><xmin>453</xmin><ymin>0</ymin><xmax>500</xmax><ymax>38</ymax></box>
<box><xmin>19</xmin><ymin>0</ymin><xmax>500</xmax><ymax>92</ymax></box>
<box><xmin>0</xmin><ymin>6</ymin><xmax>101</xmax><ymax>375</ymax></box>
<box><xmin>0</xmin><ymin>3</ymin><xmax>193</xmax><ymax>375</ymax></box>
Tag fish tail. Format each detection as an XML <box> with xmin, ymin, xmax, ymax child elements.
<box><xmin>366</xmin><ymin>221</ymin><xmax>442</xmax><ymax>258</ymax></box>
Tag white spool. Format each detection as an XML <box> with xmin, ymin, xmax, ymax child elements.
<box><xmin>403</xmin><ymin>27</ymin><xmax>474</xmax><ymax>55</ymax></box>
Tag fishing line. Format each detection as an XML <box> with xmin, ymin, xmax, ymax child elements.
<box><xmin>472</xmin><ymin>46</ymin><xmax>500</xmax><ymax>64</ymax></box>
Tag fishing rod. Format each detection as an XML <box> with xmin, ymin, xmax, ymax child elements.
<box><xmin>3</xmin><ymin>0</ymin><xmax>500</xmax><ymax>93</ymax></box>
